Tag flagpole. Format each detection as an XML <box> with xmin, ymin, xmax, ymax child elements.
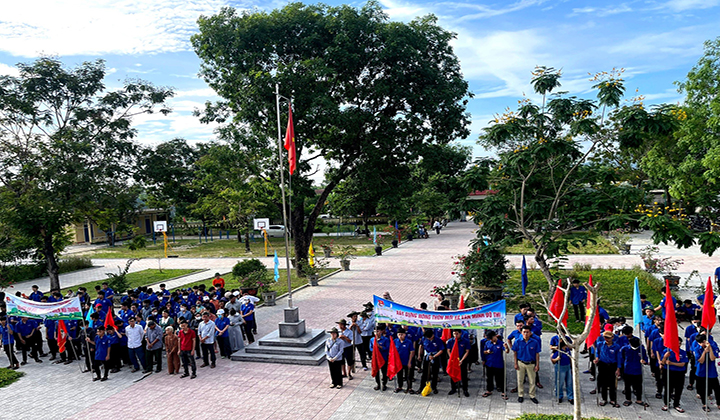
<box><xmin>275</xmin><ymin>83</ymin><xmax>294</xmax><ymax>309</ymax></box>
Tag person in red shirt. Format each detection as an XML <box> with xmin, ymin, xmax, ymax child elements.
<box><xmin>213</xmin><ymin>273</ymin><xmax>225</xmax><ymax>289</ymax></box>
<box><xmin>178</xmin><ymin>321</ymin><xmax>197</xmax><ymax>378</ymax></box>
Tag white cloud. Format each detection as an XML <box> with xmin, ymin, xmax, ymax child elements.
<box><xmin>0</xmin><ymin>63</ymin><xmax>20</xmax><ymax>76</ymax></box>
<box><xmin>608</xmin><ymin>26</ymin><xmax>708</xmax><ymax>57</ymax></box>
<box><xmin>0</xmin><ymin>0</ymin><xmax>236</xmax><ymax>57</ymax></box>
<box><xmin>174</xmin><ymin>88</ymin><xmax>218</xmax><ymax>98</ymax></box>
<box><xmin>660</xmin><ymin>0</ymin><xmax>720</xmax><ymax>12</ymax></box>
<box><xmin>571</xmin><ymin>4</ymin><xmax>633</xmax><ymax>16</ymax></box>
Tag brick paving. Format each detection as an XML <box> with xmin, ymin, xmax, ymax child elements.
<box><xmin>3</xmin><ymin>222</ymin><xmax>719</xmax><ymax>419</ymax></box>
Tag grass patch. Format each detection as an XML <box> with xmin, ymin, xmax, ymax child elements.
<box><xmin>71</xmin><ymin>236</ymin><xmax>380</xmax><ymax>259</ymax></box>
<box><xmin>0</xmin><ymin>368</ymin><xmax>24</xmax><ymax>388</ymax></box>
<box><xmin>0</xmin><ymin>256</ymin><xmax>93</xmax><ymax>284</ymax></box>
<box><xmin>176</xmin><ymin>268</ymin><xmax>336</xmax><ymax>302</ymax></box>
<box><xmin>62</xmin><ymin>269</ymin><xmax>199</xmax><ymax>295</ymax></box>
<box><xmin>505</xmin><ymin>268</ymin><xmax>663</xmax><ymax>334</ymax></box>
<box><xmin>502</xmin><ymin>234</ymin><xmax>617</xmax><ymax>255</ymax></box>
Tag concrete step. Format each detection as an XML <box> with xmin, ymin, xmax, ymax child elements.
<box><xmin>257</xmin><ymin>328</ymin><xmax>326</xmax><ymax>348</ymax></box>
<box><xmin>244</xmin><ymin>342</ymin><xmax>322</xmax><ymax>356</ymax></box>
<box><xmin>231</xmin><ymin>345</ymin><xmax>326</xmax><ymax>365</ymax></box>
<box><xmin>230</xmin><ymin>328</ymin><xmax>329</xmax><ymax>365</ymax></box>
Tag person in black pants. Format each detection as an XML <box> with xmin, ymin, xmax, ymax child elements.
<box><xmin>661</xmin><ymin>346</ymin><xmax>687</xmax><ymax>412</ymax></box>
<box><xmin>482</xmin><ymin>331</ymin><xmax>506</xmax><ymax>398</ymax></box>
<box><xmin>595</xmin><ymin>331</ymin><xmax>621</xmax><ymax>407</ymax></box>
<box><xmin>0</xmin><ymin>317</ymin><xmax>20</xmax><ymax>369</ymax></box>
<box><xmin>325</xmin><ymin>328</ymin><xmax>345</xmax><ymax>388</ymax></box>
<box><xmin>416</xmin><ymin>329</ymin><xmax>443</xmax><ymax>394</ymax></box>
<box><xmin>144</xmin><ymin>320</ymin><xmax>163</xmax><ymax>373</ymax></box>
<box><xmin>620</xmin><ymin>337</ymin><xmax>646</xmax><ymax>406</ymax></box>
<box><xmin>447</xmin><ymin>329</ymin><xmax>471</xmax><ymax>397</ymax></box>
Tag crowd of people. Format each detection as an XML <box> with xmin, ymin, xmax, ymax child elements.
<box><xmin>0</xmin><ymin>273</ymin><xmax>259</xmax><ymax>381</ymax></box>
<box><xmin>325</xmin><ymin>286</ymin><xmax>720</xmax><ymax>414</ymax></box>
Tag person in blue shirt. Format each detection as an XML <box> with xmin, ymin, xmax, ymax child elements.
<box><xmin>119</xmin><ymin>303</ymin><xmax>135</xmax><ymax>324</ymax></box>
<box><xmin>685</xmin><ymin>316</ymin><xmax>702</xmax><ymax>390</ymax></box>
<box><xmin>697</xmin><ymin>292</ymin><xmax>718</xmax><ymax>306</ymax></box>
<box><xmin>514</xmin><ymin>303</ymin><xmax>531</xmax><ymax>324</ymax></box>
<box><xmin>15</xmin><ymin>317</ymin><xmax>42</xmax><ymax>365</ymax></box>
<box><xmin>482</xmin><ymin>330</ymin><xmax>507</xmax><ymax>398</ymax></box>
<box><xmin>655</xmin><ymin>289</ymin><xmax>678</xmax><ymax>319</ymax></box>
<box><xmin>569</xmin><ymin>280</ymin><xmax>587</xmax><ymax>322</ymax></box>
<box><xmin>661</xmin><ymin>342</ymin><xmax>688</xmax><ymax>412</ymax></box>
<box><xmin>416</xmin><ymin>328</ymin><xmax>444</xmax><ymax>394</ymax></box>
<box><xmin>552</xmin><ymin>340</ymin><xmax>574</xmax><ymax>403</ymax></box>
<box><xmin>0</xmin><ymin>316</ymin><xmax>20</xmax><ymax>369</ymax></box>
<box><xmin>370</xmin><ymin>324</ymin><xmax>390</xmax><ymax>391</ymax></box>
<box><xmin>393</xmin><ymin>328</ymin><xmax>415</xmax><ymax>394</ymax></box>
<box><xmin>105</xmin><ymin>326</ymin><xmax>121</xmax><ymax>372</ymax></box>
<box><xmin>678</xmin><ymin>299</ymin><xmax>701</xmax><ymax>322</ymax></box>
<box><xmin>29</xmin><ymin>285</ymin><xmax>44</xmax><ymax>302</ymax></box>
<box><xmin>446</xmin><ymin>329</ymin><xmax>471</xmax><ymax>397</ymax></box>
<box><xmin>101</xmin><ymin>282</ymin><xmax>114</xmax><ymax>300</ymax></box>
<box><xmin>640</xmin><ymin>294</ymin><xmax>653</xmax><ymax>310</ymax></box>
<box><xmin>43</xmin><ymin>317</ymin><xmax>58</xmax><ymax>361</ymax></box>
<box><xmin>694</xmin><ymin>334</ymin><xmax>720</xmax><ymax>411</ymax></box>
<box><xmin>94</xmin><ymin>291</ymin><xmax>112</xmax><ymax>315</ymax></box>
<box><xmin>241</xmin><ymin>296</ymin><xmax>256</xmax><ymax>344</ymax></box>
<box><xmin>620</xmin><ymin>337</ymin><xmax>647</xmax><ymax>407</ymax></box>
<box><xmin>594</xmin><ymin>331</ymin><xmax>621</xmax><ymax>407</ymax></box>
<box><xmin>512</xmin><ymin>325</ymin><xmax>541</xmax><ymax>404</ymax></box>
<box><xmin>651</xmin><ymin>327</ymin><xmax>666</xmax><ymax>399</ymax></box>
<box><xmin>88</xmin><ymin>325</ymin><xmax>111</xmax><ymax>381</ymax></box>
<box><xmin>214</xmin><ymin>309</ymin><xmax>230</xmax><ymax>359</ymax></box>
<box><xmin>325</xmin><ymin>327</ymin><xmax>345</xmax><ymax>388</ymax></box>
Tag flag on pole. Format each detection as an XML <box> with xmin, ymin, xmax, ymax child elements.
<box><xmin>632</xmin><ymin>277</ymin><xmax>643</xmax><ymax>328</ymax></box>
<box><xmin>85</xmin><ymin>303</ymin><xmax>95</xmax><ymax>322</ymax></box>
<box><xmin>702</xmin><ymin>276</ymin><xmax>716</xmax><ymax>332</ymax></box>
<box><xmin>441</xmin><ymin>328</ymin><xmax>452</xmax><ymax>342</ymax></box>
<box><xmin>446</xmin><ymin>339</ymin><xmax>462</xmax><ymax>383</ymax></box>
<box><xmin>549</xmin><ymin>278</ymin><xmax>567</xmax><ymax>327</ymax></box>
<box><xmin>57</xmin><ymin>320</ymin><xmax>68</xmax><ymax>354</ymax></box>
<box><xmin>373</xmin><ymin>226</ymin><xmax>377</xmax><ymax>245</ymax></box>
<box><xmin>387</xmin><ymin>338</ymin><xmax>402</xmax><ymax>380</ymax></box>
<box><xmin>273</xmin><ymin>251</ymin><xmax>279</xmax><ymax>282</ymax></box>
<box><xmin>371</xmin><ymin>340</ymin><xmax>386</xmax><ymax>377</ymax></box>
<box><xmin>283</xmin><ymin>104</ymin><xmax>296</xmax><ymax>175</ymax></box>
<box><xmin>459</xmin><ymin>295</ymin><xmax>465</xmax><ymax>309</ymax></box>
<box><xmin>104</xmin><ymin>309</ymin><xmax>116</xmax><ymax>329</ymax></box>
<box><xmin>308</xmin><ymin>243</ymin><xmax>315</xmax><ymax>268</ymax></box>
<box><xmin>521</xmin><ymin>256</ymin><xmax>528</xmax><ymax>296</ymax></box>
<box><xmin>663</xmin><ymin>280</ymin><xmax>681</xmax><ymax>357</ymax></box>
<box><xmin>585</xmin><ymin>275</ymin><xmax>600</xmax><ymax>348</ymax></box>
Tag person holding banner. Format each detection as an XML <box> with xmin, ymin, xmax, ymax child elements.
<box><xmin>0</xmin><ymin>316</ymin><xmax>20</xmax><ymax>369</ymax></box>
<box><xmin>15</xmin><ymin>317</ymin><xmax>42</xmax><ymax>365</ymax></box>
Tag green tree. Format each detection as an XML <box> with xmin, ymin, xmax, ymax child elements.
<box><xmin>0</xmin><ymin>57</ymin><xmax>173</xmax><ymax>291</ymax></box>
<box><xmin>191</xmin><ymin>2</ymin><xmax>471</xmax><ymax>271</ymax></box>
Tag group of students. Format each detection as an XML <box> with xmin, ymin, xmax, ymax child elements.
<box><xmin>0</xmin><ymin>274</ymin><xmax>259</xmax><ymax>382</ymax></box>
<box><xmin>324</xmin><ymin>287</ymin><xmax>720</xmax><ymax>414</ymax></box>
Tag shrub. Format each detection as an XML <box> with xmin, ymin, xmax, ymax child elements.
<box><xmin>105</xmin><ymin>259</ymin><xmax>137</xmax><ymax>296</ymax></box>
<box><xmin>128</xmin><ymin>235</ymin><xmax>147</xmax><ymax>251</ymax></box>
<box><xmin>573</xmin><ymin>263</ymin><xmax>592</xmax><ymax>271</ymax></box>
<box><xmin>232</xmin><ymin>259</ymin><xmax>266</xmax><ymax>279</ymax></box>
<box><xmin>0</xmin><ymin>368</ymin><xmax>24</xmax><ymax>388</ymax></box>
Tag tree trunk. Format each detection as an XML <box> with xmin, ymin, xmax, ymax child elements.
<box><xmin>244</xmin><ymin>218</ymin><xmax>251</xmax><ymax>253</ymax></box>
<box><xmin>571</xmin><ymin>348</ymin><xmax>582</xmax><ymax>420</ymax></box>
<box><xmin>363</xmin><ymin>216</ymin><xmax>370</xmax><ymax>237</ymax></box>
<box><xmin>292</xmin><ymin>202</ymin><xmax>308</xmax><ymax>276</ymax></box>
<box><xmin>534</xmin><ymin>248</ymin><xmax>554</xmax><ymax>290</ymax></box>
<box><xmin>42</xmin><ymin>232</ymin><xmax>61</xmax><ymax>292</ymax></box>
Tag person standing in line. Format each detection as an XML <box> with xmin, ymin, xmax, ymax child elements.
<box><xmin>694</xmin><ymin>334</ymin><xmax>720</xmax><ymax>412</ymax></box>
<box><xmin>105</xmin><ymin>326</ymin><xmax>121</xmax><ymax>372</ymax></box>
<box><xmin>125</xmin><ymin>317</ymin><xmax>146</xmax><ymax>372</ymax></box>
<box><xmin>594</xmin><ymin>330</ymin><xmax>621</xmax><ymax>407</ymax></box>
<box><xmin>198</xmin><ymin>312</ymin><xmax>217</xmax><ymax>368</ymax></box>
<box><xmin>87</xmin><ymin>326</ymin><xmax>111</xmax><ymax>381</ymax></box>
<box><xmin>660</xmin><ymin>339</ymin><xmax>688</xmax><ymax>413</ymax></box>
<box><xmin>552</xmin><ymin>340</ymin><xmax>574</xmax><ymax>404</ymax></box>
<box><xmin>164</xmin><ymin>326</ymin><xmax>180</xmax><ymax>375</ymax></box>
<box><xmin>358</xmin><ymin>304</ymin><xmax>376</xmax><ymax>371</ymax></box>
<box><xmin>416</xmin><ymin>328</ymin><xmax>444</xmax><ymax>395</ymax></box>
<box><xmin>144</xmin><ymin>320</ymin><xmax>163</xmax><ymax>373</ymax></box>
<box><xmin>620</xmin><ymin>337</ymin><xmax>647</xmax><ymax>407</ymax></box>
<box><xmin>240</xmin><ymin>296</ymin><xmax>256</xmax><ymax>344</ymax></box>
<box><xmin>336</xmin><ymin>319</ymin><xmax>353</xmax><ymax>380</ymax></box>
<box><xmin>568</xmin><ymin>280</ymin><xmax>587</xmax><ymax>323</ymax></box>
<box><xmin>0</xmin><ymin>316</ymin><xmax>19</xmax><ymax>369</ymax></box>
<box><xmin>512</xmin><ymin>325</ymin><xmax>540</xmax><ymax>404</ymax></box>
<box><xmin>370</xmin><ymin>324</ymin><xmax>390</xmax><ymax>391</ymax></box>
<box><xmin>446</xmin><ymin>329</ymin><xmax>471</xmax><ymax>397</ymax></box>
<box><xmin>326</xmin><ymin>327</ymin><xmax>345</xmax><ymax>389</ymax></box>
<box><xmin>393</xmin><ymin>328</ymin><xmax>415</xmax><ymax>394</ymax></box>
<box><xmin>214</xmin><ymin>309</ymin><xmax>231</xmax><ymax>358</ymax></box>
<box><xmin>227</xmin><ymin>309</ymin><xmax>245</xmax><ymax>352</ymax></box>
<box><xmin>15</xmin><ymin>317</ymin><xmax>42</xmax><ymax>364</ymax></box>
<box><xmin>482</xmin><ymin>331</ymin><xmax>506</xmax><ymax>399</ymax></box>
<box><xmin>44</xmin><ymin>318</ymin><xmax>58</xmax><ymax>362</ymax></box>
<box><xmin>178</xmin><ymin>321</ymin><xmax>197</xmax><ymax>379</ymax></box>
<box><xmin>433</xmin><ymin>220</ymin><xmax>441</xmax><ymax>234</ymax></box>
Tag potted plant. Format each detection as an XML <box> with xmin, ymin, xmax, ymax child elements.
<box><xmin>606</xmin><ymin>228</ymin><xmax>631</xmax><ymax>254</ymax></box>
<box><xmin>240</xmin><ymin>269</ymin><xmax>273</xmax><ymax>303</ymax></box>
<box><xmin>382</xmin><ymin>225</ymin><xmax>399</xmax><ymax>248</ymax></box>
<box><xmin>638</xmin><ymin>245</ymin><xmax>684</xmax><ymax>287</ymax></box>
<box><xmin>337</xmin><ymin>245</ymin><xmax>356</xmax><ymax>271</ymax></box>
<box><xmin>372</xmin><ymin>235</ymin><xmax>384</xmax><ymax>256</ymax></box>
<box><xmin>302</xmin><ymin>258</ymin><xmax>329</xmax><ymax>286</ymax></box>
<box><xmin>319</xmin><ymin>240</ymin><xmax>334</xmax><ymax>258</ymax></box>
<box><xmin>456</xmin><ymin>241</ymin><xmax>508</xmax><ymax>303</ymax></box>
<box><xmin>431</xmin><ymin>282</ymin><xmax>462</xmax><ymax>309</ymax></box>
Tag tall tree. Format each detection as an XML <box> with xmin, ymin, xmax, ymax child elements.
<box><xmin>0</xmin><ymin>57</ymin><xmax>173</xmax><ymax>291</ymax></box>
<box><xmin>192</xmin><ymin>2</ymin><xmax>471</xmax><ymax>270</ymax></box>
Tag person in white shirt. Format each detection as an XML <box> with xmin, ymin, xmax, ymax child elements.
<box><xmin>125</xmin><ymin>317</ymin><xmax>147</xmax><ymax>372</ymax></box>
<box><xmin>433</xmin><ymin>220</ymin><xmax>442</xmax><ymax>234</ymax></box>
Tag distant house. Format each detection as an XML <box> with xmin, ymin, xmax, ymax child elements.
<box><xmin>467</xmin><ymin>190</ymin><xmax>498</xmax><ymax>201</ymax></box>
<box><xmin>68</xmin><ymin>209</ymin><xmax>167</xmax><ymax>244</ymax></box>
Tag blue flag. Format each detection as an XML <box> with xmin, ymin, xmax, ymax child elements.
<box><xmin>274</xmin><ymin>251</ymin><xmax>279</xmax><ymax>282</ymax></box>
<box><xmin>395</xmin><ymin>221</ymin><xmax>398</xmax><ymax>230</ymax></box>
<box><xmin>632</xmin><ymin>277</ymin><xmax>642</xmax><ymax>328</ymax></box>
<box><xmin>521</xmin><ymin>256</ymin><xmax>528</xmax><ymax>296</ymax></box>
<box><xmin>373</xmin><ymin>226</ymin><xmax>377</xmax><ymax>245</ymax></box>
<box><xmin>85</xmin><ymin>302</ymin><xmax>95</xmax><ymax>322</ymax></box>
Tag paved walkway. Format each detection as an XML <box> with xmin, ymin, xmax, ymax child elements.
<box><xmin>2</xmin><ymin>222</ymin><xmax>719</xmax><ymax>420</ymax></box>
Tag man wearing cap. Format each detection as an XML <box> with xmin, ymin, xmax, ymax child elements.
<box><xmin>447</xmin><ymin>329</ymin><xmax>471</xmax><ymax>397</ymax></box>
<box><xmin>215</xmin><ymin>309</ymin><xmax>231</xmax><ymax>358</ymax></box>
<box><xmin>370</xmin><ymin>324</ymin><xmax>391</xmax><ymax>391</ymax></box>
<box><xmin>358</xmin><ymin>304</ymin><xmax>376</xmax><ymax>371</ymax></box>
<box><xmin>512</xmin><ymin>325</ymin><xmax>540</xmax><ymax>404</ymax></box>
<box><xmin>348</xmin><ymin>312</ymin><xmax>363</xmax><ymax>374</ymax></box>
<box><xmin>416</xmin><ymin>328</ymin><xmax>444</xmax><ymax>394</ymax></box>
<box><xmin>326</xmin><ymin>327</ymin><xmax>345</xmax><ymax>388</ymax></box>
<box><xmin>394</xmin><ymin>327</ymin><xmax>415</xmax><ymax>393</ymax></box>
<box><xmin>594</xmin><ymin>330</ymin><xmax>621</xmax><ymax>407</ymax></box>
<box><xmin>336</xmin><ymin>319</ymin><xmax>354</xmax><ymax>380</ymax></box>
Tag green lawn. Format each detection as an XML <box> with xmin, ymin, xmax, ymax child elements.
<box><xmin>70</xmin><ymin>236</ymin><xmax>382</xmax><ymax>259</ymax></box>
<box><xmin>0</xmin><ymin>368</ymin><xmax>24</xmax><ymax>388</ymax></box>
<box><xmin>61</xmin><ymin>269</ymin><xmax>199</xmax><ymax>295</ymax></box>
<box><xmin>502</xmin><ymin>234</ymin><xmax>618</xmax><ymax>254</ymax></box>
<box><xmin>505</xmin><ymin>268</ymin><xmax>663</xmax><ymax>334</ymax></box>
<box><xmin>176</xmin><ymin>268</ymin><xmax>336</xmax><ymax>298</ymax></box>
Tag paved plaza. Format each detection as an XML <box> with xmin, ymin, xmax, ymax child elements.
<box><xmin>3</xmin><ymin>223</ymin><xmax>720</xmax><ymax>419</ymax></box>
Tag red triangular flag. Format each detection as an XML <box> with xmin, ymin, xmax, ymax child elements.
<box><xmin>283</xmin><ymin>105</ymin><xmax>297</xmax><ymax>175</ymax></box>
<box><xmin>387</xmin><ymin>338</ymin><xmax>402</xmax><ymax>380</ymax></box>
<box><xmin>57</xmin><ymin>320</ymin><xmax>68</xmax><ymax>354</ymax></box>
<box><xmin>663</xmin><ymin>280</ymin><xmax>681</xmax><ymax>357</ymax></box>
<box><xmin>585</xmin><ymin>275</ymin><xmax>600</xmax><ymax>348</ymax></box>
<box><xmin>441</xmin><ymin>328</ymin><xmax>452</xmax><ymax>342</ymax></box>
<box><xmin>446</xmin><ymin>339</ymin><xmax>462</xmax><ymax>383</ymax></box>
<box><xmin>371</xmin><ymin>338</ymin><xmax>386</xmax><ymax>377</ymax></box>
<box><xmin>549</xmin><ymin>278</ymin><xmax>568</xmax><ymax>327</ymax></box>
<box><xmin>104</xmin><ymin>309</ymin><xmax>116</xmax><ymax>329</ymax></box>
<box><xmin>702</xmin><ymin>276</ymin><xmax>716</xmax><ymax>332</ymax></box>
<box><xmin>459</xmin><ymin>295</ymin><xmax>465</xmax><ymax>309</ymax></box>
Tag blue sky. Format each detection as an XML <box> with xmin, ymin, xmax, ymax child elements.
<box><xmin>1</xmin><ymin>0</ymin><xmax>718</xmax><ymax>163</ymax></box>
